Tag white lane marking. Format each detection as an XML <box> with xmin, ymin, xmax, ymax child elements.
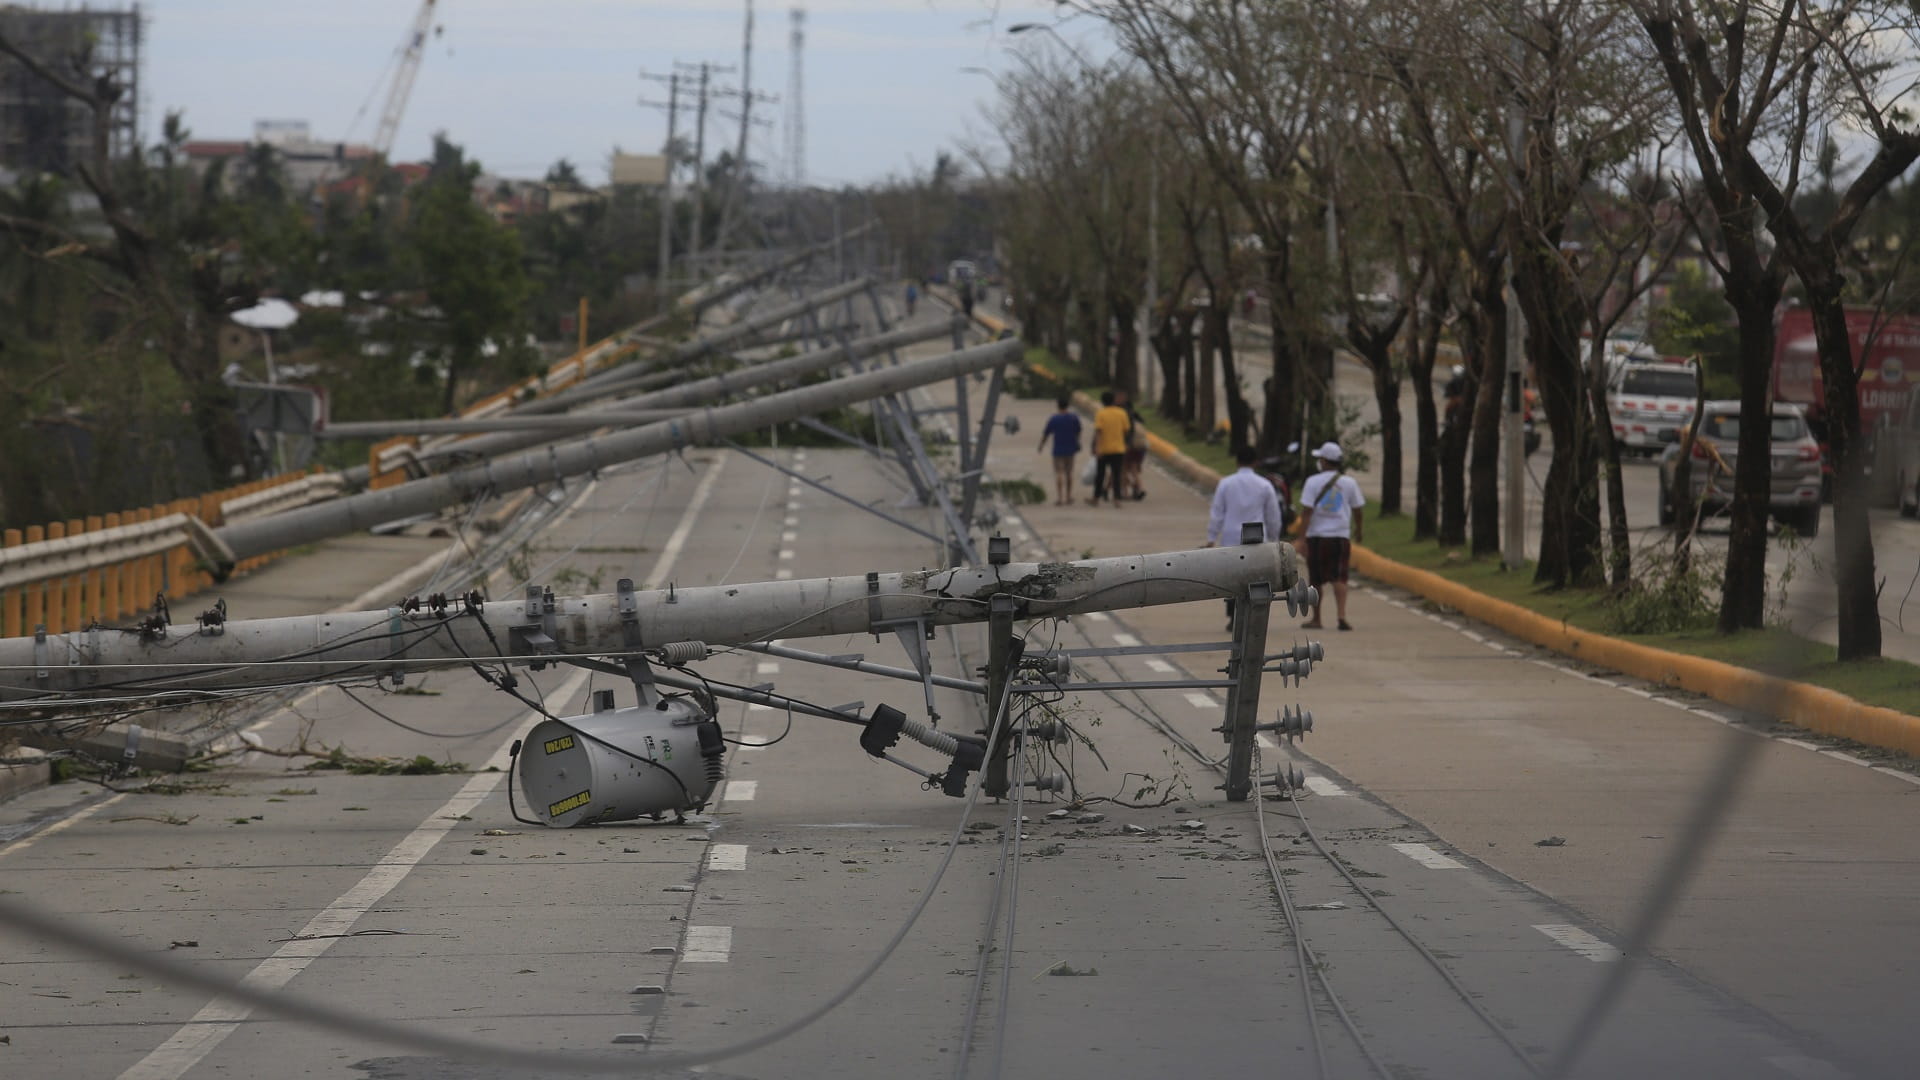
<box><xmin>778</xmin><ymin>549</ymin><xmax>795</xmax><ymax>561</ymax></box>
<box><xmin>1821</xmin><ymin>750</ymin><xmax>1874</xmax><ymax>767</ymax></box>
<box><xmin>775</xmin><ymin>568</ymin><xmax>794</xmax><ymax>580</ymax></box>
<box><xmin>1389</xmin><ymin>842</ymin><xmax>1466</xmax><ymax>870</ymax></box>
<box><xmin>1144</xmin><ymin>659</ymin><xmax>1176</xmax><ymax>674</ymax></box>
<box><xmin>707</xmin><ymin>844</ymin><xmax>748</xmax><ymax>871</ymax></box>
<box><xmin>1873</xmin><ymin>767</ymin><xmax>1920</xmax><ymax>786</ymax></box>
<box><xmin>748</xmin><ymin>704</ymin><xmax>774</xmax><ymax>713</ymax></box>
<box><xmin>1255</xmin><ymin>734</ymin><xmax>1277</xmax><ymax>750</ymax></box>
<box><xmin>1304</xmin><ymin>776</ymin><xmax>1349</xmax><ymax>797</ymax></box>
<box><xmin>1533</xmin><ymin>924</ymin><xmax>1622</xmax><ymax>962</ymax></box>
<box><xmin>756</xmin><ymin>662</ymin><xmax>781</xmax><ymax>675</ymax></box>
<box><xmin>1778</xmin><ymin>738</ymin><xmax>1821</xmax><ymax>751</ymax></box>
<box><xmin>793</xmin><ymin>450</ymin><xmax>807</xmax><ymax>462</ymax></box>
<box><xmin>645</xmin><ymin>457</ymin><xmax>728</xmax><ymax>588</ymax></box>
<box><xmin>1183</xmin><ymin>692</ymin><xmax>1219</xmax><ymax>710</ymax></box>
<box><xmin>682</xmin><ymin>925</ymin><xmax>733</xmax><ymax>963</ymax></box>
<box><xmin>0</xmin><ymin>792</ymin><xmax>126</xmax><ymax>857</ymax></box>
<box><xmin>1460</xmin><ymin>629</ymin><xmax>1486</xmax><ymax>643</ymax></box>
<box><xmin>1111</xmin><ymin>632</ymin><xmax>1141</xmax><ymax>647</ymax></box>
<box><xmin>781</xmin><ymin>530</ymin><xmax>798</xmax><ymax>542</ymax></box>
<box><xmin>791</xmin><ymin>462</ymin><xmax>805</xmax><ymax>474</ymax></box>
<box><xmin>783</xmin><ymin>515</ymin><xmax>798</xmax><ymax>527</ymax></box>
<box><xmin>118</xmin><ymin>670</ymin><xmax>591</xmax><ymax>1080</ymax></box>
<box><xmin>1084</xmin><ymin>611</ymin><xmax>1110</xmax><ymax>623</ymax></box>
<box><xmin>723</xmin><ymin>780</ymin><xmax>758</xmax><ymax>802</ymax></box>
<box><xmin>1766</xmin><ymin>1055</ymin><xmax>1850</xmax><ymax>1080</ymax></box>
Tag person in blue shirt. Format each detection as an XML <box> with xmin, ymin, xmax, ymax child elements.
<box><xmin>1037</xmin><ymin>396</ymin><xmax>1084</xmax><ymax>506</ymax></box>
<box><xmin>904</xmin><ymin>282</ymin><xmax>919</xmax><ymax>316</ymax></box>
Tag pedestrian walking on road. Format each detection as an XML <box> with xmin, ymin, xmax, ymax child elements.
<box><xmin>1088</xmin><ymin>391</ymin><xmax>1130</xmax><ymax>506</ymax></box>
<box><xmin>1205</xmin><ymin>445</ymin><xmax>1286</xmax><ymax>629</ymax></box>
<box><xmin>1037</xmin><ymin>396</ymin><xmax>1083</xmax><ymax>506</ymax></box>
<box><xmin>1297</xmin><ymin>441</ymin><xmax>1365</xmax><ymax>632</ymax></box>
<box><xmin>905</xmin><ymin>282</ymin><xmax>919</xmax><ymax>316</ymax></box>
<box><xmin>1118</xmin><ymin>389</ymin><xmax>1149</xmax><ymax>500</ymax></box>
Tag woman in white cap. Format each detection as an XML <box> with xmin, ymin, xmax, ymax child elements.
<box><xmin>1296</xmin><ymin>441</ymin><xmax>1365</xmax><ymax>631</ymax></box>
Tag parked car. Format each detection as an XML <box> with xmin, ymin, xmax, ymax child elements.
<box><xmin>1657</xmin><ymin>401</ymin><xmax>1823</xmax><ymax>537</ymax></box>
<box><xmin>1609</xmin><ymin>360</ymin><xmax>1700</xmax><ymax>456</ymax></box>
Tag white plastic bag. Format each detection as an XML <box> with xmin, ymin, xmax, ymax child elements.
<box><xmin>1081</xmin><ymin>457</ymin><xmax>1098</xmax><ymax>486</ymax></box>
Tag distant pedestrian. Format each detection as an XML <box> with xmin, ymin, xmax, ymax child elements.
<box><xmin>959</xmin><ymin>279</ymin><xmax>975</xmax><ymax>318</ymax></box>
<box><xmin>1088</xmin><ymin>390</ymin><xmax>1129</xmax><ymax>506</ymax></box>
<box><xmin>1117</xmin><ymin>389</ymin><xmax>1148</xmax><ymax>500</ymax></box>
<box><xmin>905</xmin><ymin>282</ymin><xmax>919</xmax><ymax>316</ymax></box>
<box><xmin>1297</xmin><ymin>441</ymin><xmax>1365</xmax><ymax>632</ymax></box>
<box><xmin>1206</xmin><ymin>446</ymin><xmax>1286</xmax><ymax>629</ymax></box>
<box><xmin>1037</xmin><ymin>396</ymin><xmax>1083</xmax><ymax>506</ymax></box>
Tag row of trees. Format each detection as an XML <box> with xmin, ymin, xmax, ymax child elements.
<box><xmin>0</xmin><ymin>32</ymin><xmax>757</xmax><ymax>532</ymax></box>
<box><xmin>989</xmin><ymin>0</ymin><xmax>1920</xmax><ymax>661</ymax></box>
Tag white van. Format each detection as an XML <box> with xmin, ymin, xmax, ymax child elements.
<box><xmin>1608</xmin><ymin>360</ymin><xmax>1699</xmax><ymax>455</ymax></box>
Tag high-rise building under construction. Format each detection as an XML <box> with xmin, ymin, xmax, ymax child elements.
<box><xmin>0</xmin><ymin>4</ymin><xmax>142</xmax><ymax>176</ymax></box>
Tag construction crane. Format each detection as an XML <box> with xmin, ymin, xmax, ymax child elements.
<box><xmin>371</xmin><ymin>0</ymin><xmax>440</xmax><ymax>158</ymax></box>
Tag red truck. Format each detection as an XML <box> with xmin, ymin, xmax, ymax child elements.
<box><xmin>1771</xmin><ymin>306</ymin><xmax>1920</xmax><ymax>507</ymax></box>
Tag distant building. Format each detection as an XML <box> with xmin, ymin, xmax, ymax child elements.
<box><xmin>182</xmin><ymin>119</ymin><xmax>376</xmax><ymax>195</ymax></box>
<box><xmin>0</xmin><ymin>5</ymin><xmax>142</xmax><ymax>176</ymax></box>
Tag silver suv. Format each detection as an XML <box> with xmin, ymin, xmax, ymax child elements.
<box><xmin>1656</xmin><ymin>402</ymin><xmax>1823</xmax><ymax>537</ymax></box>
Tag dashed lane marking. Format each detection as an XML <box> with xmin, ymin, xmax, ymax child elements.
<box><xmin>775</xmin><ymin>568</ymin><xmax>794</xmax><ymax>580</ymax></box>
<box><xmin>756</xmin><ymin>662</ymin><xmax>780</xmax><ymax>675</ymax></box>
<box><xmin>644</xmin><ymin>456</ymin><xmax>727</xmax><ymax>589</ymax></box>
<box><xmin>1144</xmin><ymin>659</ymin><xmax>1176</xmax><ymax>674</ymax></box>
<box><xmin>1083</xmin><ymin>611</ymin><xmax>1110</xmax><ymax>623</ymax></box>
<box><xmin>1256</xmin><ymin>734</ymin><xmax>1277</xmax><ymax>750</ymax></box>
<box><xmin>707</xmin><ymin>844</ymin><xmax>748</xmax><ymax>871</ymax></box>
<box><xmin>1111</xmin><ymin>632</ymin><xmax>1141</xmax><ymax>647</ymax></box>
<box><xmin>781</xmin><ymin>530</ymin><xmax>798</xmax><ymax>542</ymax></box>
<box><xmin>1183</xmin><ymin>692</ymin><xmax>1219</xmax><ymax>710</ymax></box>
<box><xmin>722</xmin><ymin>780</ymin><xmax>757</xmax><ymax>802</ymax></box>
<box><xmin>1533</xmin><ymin>924</ymin><xmax>1622</xmax><ymax>962</ymax></box>
<box><xmin>1303</xmin><ymin>776</ymin><xmax>1349</xmax><ymax>797</ymax></box>
<box><xmin>1389</xmin><ymin>842</ymin><xmax>1466</xmax><ymax>870</ymax></box>
<box><xmin>115</xmin><ymin>670</ymin><xmax>595</xmax><ymax>1080</ymax></box>
<box><xmin>783</xmin><ymin>515</ymin><xmax>798</xmax><ymax>527</ymax></box>
<box><xmin>682</xmin><ymin>926</ymin><xmax>733</xmax><ymax>963</ymax></box>
<box><xmin>778</xmin><ymin>549</ymin><xmax>795</xmax><ymax>561</ymax></box>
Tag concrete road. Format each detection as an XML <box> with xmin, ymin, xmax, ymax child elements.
<box><xmin>0</xmin><ymin>300</ymin><xmax>1914</xmax><ymax>1078</ymax></box>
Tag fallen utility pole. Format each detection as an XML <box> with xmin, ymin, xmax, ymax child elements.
<box><xmin>319</xmin><ymin>411</ymin><xmax>694</xmax><ymax>439</ymax></box>
<box><xmin>0</xmin><ymin>543</ymin><xmax>1295</xmax><ymax>704</ymax></box>
<box><xmin>200</xmin><ymin>338</ymin><xmax>1020</xmax><ymax>572</ymax></box>
<box><xmin>385</xmin><ymin>316</ymin><xmax>962</xmax><ymax>469</ymax></box>
<box><xmin>523</xmin><ymin>277</ymin><xmax>874</xmax><ymax>415</ymax></box>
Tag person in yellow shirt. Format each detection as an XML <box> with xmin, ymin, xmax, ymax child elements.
<box><xmin>1088</xmin><ymin>390</ymin><xmax>1130</xmax><ymax>506</ymax></box>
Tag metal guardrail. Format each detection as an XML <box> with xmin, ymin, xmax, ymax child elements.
<box><xmin>0</xmin><ymin>470</ymin><xmax>327</xmax><ymax>639</ymax></box>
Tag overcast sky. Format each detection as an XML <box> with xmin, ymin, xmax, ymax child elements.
<box><xmin>143</xmin><ymin>0</ymin><xmax>1105</xmax><ymax>186</ymax></box>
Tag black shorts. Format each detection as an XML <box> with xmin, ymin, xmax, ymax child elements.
<box><xmin>1305</xmin><ymin>537</ymin><xmax>1351</xmax><ymax>586</ymax></box>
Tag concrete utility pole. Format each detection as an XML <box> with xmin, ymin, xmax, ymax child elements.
<box><xmin>639</xmin><ymin>69</ymin><xmax>691</xmax><ymax>287</ymax></box>
<box><xmin>207</xmin><ymin>339</ymin><xmax>1022</xmax><ymax>570</ymax></box>
<box><xmin>328</xmin><ymin>318</ymin><xmax>962</xmax><ymax>455</ymax></box>
<box><xmin>677</xmin><ymin>60</ymin><xmax>730</xmax><ymax>267</ymax></box>
<box><xmin>1503</xmin><ymin>33</ymin><xmax>1529</xmax><ymax>571</ymax></box>
<box><xmin>0</xmin><ymin>543</ymin><xmax>1294</xmax><ymax>703</ymax></box>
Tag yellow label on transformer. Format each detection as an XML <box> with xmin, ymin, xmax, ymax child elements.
<box><xmin>543</xmin><ymin>734</ymin><xmax>576</xmax><ymax>755</ymax></box>
<box><xmin>548</xmin><ymin>789</ymin><xmax>591</xmax><ymax>817</ymax></box>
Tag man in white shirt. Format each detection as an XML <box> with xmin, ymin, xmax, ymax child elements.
<box><xmin>1205</xmin><ymin>446</ymin><xmax>1285</xmax><ymax>629</ymax></box>
<box><xmin>1297</xmin><ymin>441</ymin><xmax>1365</xmax><ymax>631</ymax></box>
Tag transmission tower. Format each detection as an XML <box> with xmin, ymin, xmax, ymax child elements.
<box><xmin>786</xmin><ymin>8</ymin><xmax>806</xmax><ymax>188</ymax></box>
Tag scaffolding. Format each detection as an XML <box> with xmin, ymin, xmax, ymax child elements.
<box><xmin>0</xmin><ymin>4</ymin><xmax>142</xmax><ymax>175</ymax></box>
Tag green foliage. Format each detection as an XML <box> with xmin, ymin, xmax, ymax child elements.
<box><xmin>1604</xmin><ymin>547</ymin><xmax>1722</xmax><ymax>634</ymax></box>
<box><xmin>1650</xmin><ymin>263</ymin><xmax>1739</xmax><ymax>394</ymax></box>
<box><xmin>982</xmin><ymin>477</ymin><xmax>1047</xmax><ymax>505</ymax></box>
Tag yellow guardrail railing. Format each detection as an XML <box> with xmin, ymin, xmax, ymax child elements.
<box><xmin>0</xmin><ymin>469</ymin><xmax>322</xmax><ymax>638</ymax></box>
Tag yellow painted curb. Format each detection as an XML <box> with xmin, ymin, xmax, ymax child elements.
<box><xmin>1349</xmin><ymin>546</ymin><xmax>1920</xmax><ymax>758</ymax></box>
